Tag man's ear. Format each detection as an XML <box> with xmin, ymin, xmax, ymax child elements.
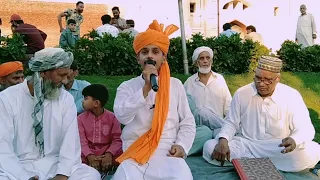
<box><xmin>40</xmin><ymin>72</ymin><xmax>45</xmax><ymax>78</ymax></box>
<box><xmin>74</xmin><ymin>70</ymin><xmax>79</xmax><ymax>77</ymax></box>
<box><xmin>0</xmin><ymin>77</ymin><xmax>5</xmax><ymax>84</ymax></box>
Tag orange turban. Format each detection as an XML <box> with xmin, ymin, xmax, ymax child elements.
<box><xmin>116</xmin><ymin>20</ymin><xmax>179</xmax><ymax>165</ymax></box>
<box><xmin>133</xmin><ymin>20</ymin><xmax>179</xmax><ymax>55</ymax></box>
<box><xmin>0</xmin><ymin>61</ymin><xmax>23</xmax><ymax>77</ymax></box>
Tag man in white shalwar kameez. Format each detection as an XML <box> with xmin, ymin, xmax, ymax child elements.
<box><xmin>184</xmin><ymin>46</ymin><xmax>232</xmax><ymax>155</ymax></box>
<box><xmin>203</xmin><ymin>56</ymin><xmax>320</xmax><ymax>172</ymax></box>
<box><xmin>296</xmin><ymin>4</ymin><xmax>317</xmax><ymax>48</ymax></box>
<box><xmin>112</xmin><ymin>20</ymin><xmax>196</xmax><ymax>180</ymax></box>
<box><xmin>0</xmin><ymin>48</ymin><xmax>100</xmax><ymax>180</ymax></box>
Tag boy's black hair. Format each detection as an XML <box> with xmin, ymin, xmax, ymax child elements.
<box><xmin>67</xmin><ymin>19</ymin><xmax>77</xmax><ymax>25</ymax></box>
<box><xmin>82</xmin><ymin>84</ymin><xmax>109</xmax><ymax>107</ymax></box>
<box><xmin>76</xmin><ymin>1</ymin><xmax>84</xmax><ymax>6</ymax></box>
<box><xmin>70</xmin><ymin>61</ymin><xmax>78</xmax><ymax>71</ymax></box>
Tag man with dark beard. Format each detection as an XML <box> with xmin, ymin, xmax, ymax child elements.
<box><xmin>0</xmin><ymin>48</ymin><xmax>100</xmax><ymax>180</ymax></box>
<box><xmin>111</xmin><ymin>6</ymin><xmax>127</xmax><ymax>31</ymax></box>
<box><xmin>58</xmin><ymin>1</ymin><xmax>84</xmax><ymax>36</ymax></box>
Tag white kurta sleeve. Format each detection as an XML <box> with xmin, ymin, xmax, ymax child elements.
<box><xmin>56</xmin><ymin>94</ymin><xmax>81</xmax><ymax>177</ymax></box>
<box><xmin>217</xmin><ymin>91</ymin><xmax>241</xmax><ymax>142</ymax></box>
<box><xmin>174</xmin><ymin>81</ymin><xmax>196</xmax><ymax>155</ymax></box>
<box><xmin>289</xmin><ymin>91</ymin><xmax>315</xmax><ymax>147</ymax></box>
<box><xmin>222</xmin><ymin>78</ymin><xmax>232</xmax><ymax>117</ymax></box>
<box><xmin>0</xmin><ymin>97</ymin><xmax>35</xmax><ymax>179</ymax></box>
<box><xmin>311</xmin><ymin>14</ymin><xmax>317</xmax><ymax>35</ymax></box>
<box><xmin>113</xmin><ymin>82</ymin><xmax>147</xmax><ymax>125</ymax></box>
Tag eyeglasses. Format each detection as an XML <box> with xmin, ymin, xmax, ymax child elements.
<box><xmin>253</xmin><ymin>76</ymin><xmax>278</xmax><ymax>85</ymax></box>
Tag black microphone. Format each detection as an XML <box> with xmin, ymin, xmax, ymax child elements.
<box><xmin>144</xmin><ymin>59</ymin><xmax>159</xmax><ymax>92</ymax></box>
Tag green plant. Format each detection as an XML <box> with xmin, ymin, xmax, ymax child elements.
<box><xmin>70</xmin><ymin>31</ymin><xmax>140</xmax><ymax>76</ymax></box>
<box><xmin>277</xmin><ymin>40</ymin><xmax>320</xmax><ymax>72</ymax></box>
<box><xmin>0</xmin><ymin>34</ymin><xmax>27</xmax><ymax>63</ymax></box>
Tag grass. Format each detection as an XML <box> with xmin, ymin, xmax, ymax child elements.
<box><xmin>78</xmin><ymin>72</ymin><xmax>320</xmax><ymax>142</ymax></box>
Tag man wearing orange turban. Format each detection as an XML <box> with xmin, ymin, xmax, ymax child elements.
<box><xmin>112</xmin><ymin>20</ymin><xmax>196</xmax><ymax>180</ymax></box>
<box><xmin>0</xmin><ymin>61</ymin><xmax>24</xmax><ymax>92</ymax></box>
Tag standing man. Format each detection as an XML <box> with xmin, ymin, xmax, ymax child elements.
<box><xmin>0</xmin><ymin>61</ymin><xmax>24</xmax><ymax>92</ymax></box>
<box><xmin>185</xmin><ymin>46</ymin><xmax>232</xmax><ymax>155</ymax></box>
<box><xmin>296</xmin><ymin>4</ymin><xmax>317</xmax><ymax>48</ymax></box>
<box><xmin>203</xmin><ymin>56</ymin><xmax>320</xmax><ymax>172</ymax></box>
<box><xmin>0</xmin><ymin>48</ymin><xmax>100</xmax><ymax>180</ymax></box>
<box><xmin>112</xmin><ymin>20</ymin><xmax>196</xmax><ymax>180</ymax></box>
<box><xmin>58</xmin><ymin>1</ymin><xmax>84</xmax><ymax>37</ymax></box>
<box><xmin>111</xmin><ymin>6</ymin><xmax>127</xmax><ymax>31</ymax></box>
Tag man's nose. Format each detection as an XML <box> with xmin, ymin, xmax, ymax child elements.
<box><xmin>18</xmin><ymin>77</ymin><xmax>24</xmax><ymax>83</ymax></box>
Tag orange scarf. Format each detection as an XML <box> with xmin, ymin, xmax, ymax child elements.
<box><xmin>116</xmin><ymin>20</ymin><xmax>178</xmax><ymax>165</ymax></box>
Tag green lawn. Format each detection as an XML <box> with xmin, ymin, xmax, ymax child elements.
<box><xmin>78</xmin><ymin>72</ymin><xmax>320</xmax><ymax>142</ymax></box>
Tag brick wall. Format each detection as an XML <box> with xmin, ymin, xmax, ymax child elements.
<box><xmin>0</xmin><ymin>0</ymin><xmax>108</xmax><ymax>47</ymax></box>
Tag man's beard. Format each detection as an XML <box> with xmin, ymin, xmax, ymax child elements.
<box><xmin>43</xmin><ymin>79</ymin><xmax>61</xmax><ymax>100</ymax></box>
<box><xmin>114</xmin><ymin>15</ymin><xmax>119</xmax><ymax>19</ymax></box>
<box><xmin>198</xmin><ymin>66</ymin><xmax>211</xmax><ymax>74</ymax></box>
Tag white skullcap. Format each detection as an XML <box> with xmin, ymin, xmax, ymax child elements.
<box><xmin>192</xmin><ymin>46</ymin><xmax>213</xmax><ymax>63</ymax></box>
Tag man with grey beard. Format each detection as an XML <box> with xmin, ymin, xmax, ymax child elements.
<box><xmin>0</xmin><ymin>48</ymin><xmax>100</xmax><ymax>180</ymax></box>
<box><xmin>184</xmin><ymin>46</ymin><xmax>232</xmax><ymax>156</ymax></box>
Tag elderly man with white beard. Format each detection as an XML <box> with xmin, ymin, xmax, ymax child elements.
<box><xmin>0</xmin><ymin>48</ymin><xmax>100</xmax><ymax>180</ymax></box>
<box><xmin>184</xmin><ymin>46</ymin><xmax>232</xmax><ymax>155</ymax></box>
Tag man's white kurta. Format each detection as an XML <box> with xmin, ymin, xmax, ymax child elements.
<box><xmin>184</xmin><ymin>71</ymin><xmax>232</xmax><ymax>130</ymax></box>
<box><xmin>203</xmin><ymin>83</ymin><xmax>320</xmax><ymax>172</ymax></box>
<box><xmin>296</xmin><ymin>13</ymin><xmax>317</xmax><ymax>47</ymax></box>
<box><xmin>112</xmin><ymin>76</ymin><xmax>196</xmax><ymax>180</ymax></box>
<box><xmin>0</xmin><ymin>81</ymin><xmax>100</xmax><ymax>180</ymax></box>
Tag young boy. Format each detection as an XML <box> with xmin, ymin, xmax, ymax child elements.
<box><xmin>59</xmin><ymin>19</ymin><xmax>79</xmax><ymax>49</ymax></box>
<box><xmin>78</xmin><ymin>84</ymin><xmax>122</xmax><ymax>173</ymax></box>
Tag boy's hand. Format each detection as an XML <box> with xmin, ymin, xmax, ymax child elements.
<box><xmin>101</xmin><ymin>152</ymin><xmax>113</xmax><ymax>172</ymax></box>
<box><xmin>87</xmin><ymin>154</ymin><xmax>101</xmax><ymax>171</ymax></box>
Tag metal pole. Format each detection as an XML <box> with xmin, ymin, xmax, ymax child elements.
<box><xmin>217</xmin><ymin>0</ymin><xmax>220</xmax><ymax>34</ymax></box>
<box><xmin>178</xmin><ymin>0</ymin><xmax>189</xmax><ymax>75</ymax></box>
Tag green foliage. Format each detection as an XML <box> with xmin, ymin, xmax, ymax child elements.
<box><xmin>168</xmin><ymin>33</ymin><xmax>269</xmax><ymax>74</ymax></box>
<box><xmin>69</xmin><ymin>31</ymin><xmax>140</xmax><ymax>76</ymax></box>
<box><xmin>249</xmin><ymin>42</ymin><xmax>271</xmax><ymax>72</ymax></box>
<box><xmin>71</xmin><ymin>31</ymin><xmax>270</xmax><ymax>75</ymax></box>
<box><xmin>0</xmin><ymin>34</ymin><xmax>27</xmax><ymax>63</ymax></box>
<box><xmin>277</xmin><ymin>40</ymin><xmax>320</xmax><ymax>72</ymax></box>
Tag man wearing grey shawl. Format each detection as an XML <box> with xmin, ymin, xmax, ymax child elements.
<box><xmin>0</xmin><ymin>48</ymin><xmax>100</xmax><ymax>180</ymax></box>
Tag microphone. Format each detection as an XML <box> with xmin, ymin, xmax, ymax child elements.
<box><xmin>144</xmin><ymin>59</ymin><xmax>159</xmax><ymax>92</ymax></box>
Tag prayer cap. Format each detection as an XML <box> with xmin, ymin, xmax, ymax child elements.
<box><xmin>133</xmin><ymin>20</ymin><xmax>179</xmax><ymax>55</ymax></box>
<box><xmin>82</xmin><ymin>84</ymin><xmax>109</xmax><ymax>106</ymax></box>
<box><xmin>28</xmin><ymin>48</ymin><xmax>74</xmax><ymax>72</ymax></box>
<box><xmin>0</xmin><ymin>61</ymin><xmax>23</xmax><ymax>77</ymax></box>
<box><xmin>257</xmin><ymin>56</ymin><xmax>283</xmax><ymax>73</ymax></box>
<box><xmin>192</xmin><ymin>46</ymin><xmax>213</xmax><ymax>63</ymax></box>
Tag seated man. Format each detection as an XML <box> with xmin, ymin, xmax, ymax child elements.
<box><xmin>121</xmin><ymin>19</ymin><xmax>139</xmax><ymax>38</ymax></box>
<box><xmin>112</xmin><ymin>20</ymin><xmax>196</xmax><ymax>180</ymax></box>
<box><xmin>0</xmin><ymin>48</ymin><xmax>100</xmax><ymax>180</ymax></box>
<box><xmin>0</xmin><ymin>61</ymin><xmax>24</xmax><ymax>92</ymax></box>
<box><xmin>203</xmin><ymin>56</ymin><xmax>320</xmax><ymax>172</ymax></box>
<box><xmin>185</xmin><ymin>46</ymin><xmax>232</xmax><ymax>155</ymax></box>
<box><xmin>63</xmin><ymin>61</ymin><xmax>90</xmax><ymax>114</ymax></box>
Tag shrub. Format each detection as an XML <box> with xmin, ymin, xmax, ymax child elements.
<box><xmin>0</xmin><ymin>34</ymin><xmax>27</xmax><ymax>63</ymax></box>
<box><xmin>70</xmin><ymin>31</ymin><xmax>140</xmax><ymax>76</ymax></box>
<box><xmin>277</xmin><ymin>40</ymin><xmax>320</xmax><ymax>72</ymax></box>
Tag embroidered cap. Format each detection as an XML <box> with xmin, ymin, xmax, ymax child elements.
<box><xmin>257</xmin><ymin>56</ymin><xmax>283</xmax><ymax>73</ymax></box>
